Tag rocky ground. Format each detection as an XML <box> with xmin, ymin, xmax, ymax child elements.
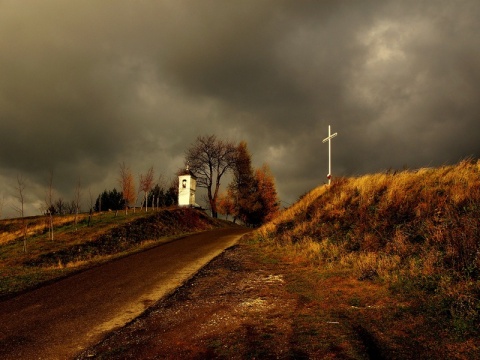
<box><xmin>77</xmin><ymin>237</ymin><xmax>479</xmax><ymax>360</ymax></box>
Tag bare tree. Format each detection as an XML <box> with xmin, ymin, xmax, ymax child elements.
<box><xmin>133</xmin><ymin>193</ymin><xmax>140</xmax><ymax>213</ymax></box>
<box><xmin>67</xmin><ymin>200</ymin><xmax>77</xmax><ymax>214</ymax></box>
<box><xmin>55</xmin><ymin>198</ymin><xmax>66</xmax><ymax>215</ymax></box>
<box><xmin>119</xmin><ymin>162</ymin><xmax>136</xmax><ymax>215</ymax></box>
<box><xmin>185</xmin><ymin>135</ymin><xmax>237</xmax><ymax>218</ymax></box>
<box><xmin>73</xmin><ymin>180</ymin><xmax>82</xmax><ymax>230</ymax></box>
<box><xmin>139</xmin><ymin>166</ymin><xmax>154</xmax><ymax>212</ymax></box>
<box><xmin>87</xmin><ymin>188</ymin><xmax>94</xmax><ymax>226</ymax></box>
<box><xmin>45</xmin><ymin>170</ymin><xmax>55</xmax><ymax>240</ymax></box>
<box><xmin>12</xmin><ymin>174</ymin><xmax>28</xmax><ymax>252</ymax></box>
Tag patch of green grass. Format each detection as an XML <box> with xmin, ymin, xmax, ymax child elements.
<box><xmin>0</xmin><ymin>267</ymin><xmax>68</xmax><ymax>296</ymax></box>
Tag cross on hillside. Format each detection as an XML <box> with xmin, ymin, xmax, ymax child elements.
<box><xmin>322</xmin><ymin>125</ymin><xmax>338</xmax><ymax>185</ymax></box>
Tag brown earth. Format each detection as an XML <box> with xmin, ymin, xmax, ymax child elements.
<box><xmin>77</xmin><ymin>237</ymin><xmax>479</xmax><ymax>360</ymax></box>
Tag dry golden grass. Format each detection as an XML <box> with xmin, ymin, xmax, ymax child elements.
<box><xmin>257</xmin><ymin>158</ymin><xmax>480</xmax><ymax>334</ymax></box>
<box><xmin>0</xmin><ymin>214</ymin><xmax>88</xmax><ymax>245</ymax></box>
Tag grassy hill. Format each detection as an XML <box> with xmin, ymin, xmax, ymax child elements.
<box><xmin>0</xmin><ymin>208</ymin><xmax>230</xmax><ymax>299</ymax></box>
<box><xmin>257</xmin><ymin>159</ymin><xmax>480</xmax><ymax>335</ymax></box>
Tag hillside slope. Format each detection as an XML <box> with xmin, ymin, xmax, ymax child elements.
<box><xmin>0</xmin><ymin>208</ymin><xmax>231</xmax><ymax>298</ymax></box>
<box><xmin>259</xmin><ymin>159</ymin><xmax>480</xmax><ymax>334</ymax></box>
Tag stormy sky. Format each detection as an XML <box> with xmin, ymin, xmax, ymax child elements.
<box><xmin>1</xmin><ymin>0</ymin><xmax>480</xmax><ymax>217</ymax></box>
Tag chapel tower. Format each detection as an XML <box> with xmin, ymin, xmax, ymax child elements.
<box><xmin>178</xmin><ymin>165</ymin><xmax>197</xmax><ymax>207</ymax></box>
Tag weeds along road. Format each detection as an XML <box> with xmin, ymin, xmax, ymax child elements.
<box><xmin>0</xmin><ymin>227</ymin><xmax>250</xmax><ymax>360</ymax></box>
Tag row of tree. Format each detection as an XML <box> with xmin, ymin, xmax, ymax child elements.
<box><xmin>46</xmin><ymin>198</ymin><xmax>86</xmax><ymax>216</ymax></box>
<box><xmin>93</xmin><ymin>183</ymin><xmax>177</xmax><ymax>213</ymax></box>
<box><xmin>114</xmin><ymin>163</ymin><xmax>178</xmax><ymax>214</ymax></box>
<box><xmin>185</xmin><ymin>135</ymin><xmax>279</xmax><ymax>226</ymax></box>
<box><xmin>40</xmin><ymin>164</ymin><xmax>177</xmax><ymax>219</ymax></box>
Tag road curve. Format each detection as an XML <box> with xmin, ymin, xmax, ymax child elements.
<box><xmin>0</xmin><ymin>227</ymin><xmax>251</xmax><ymax>360</ymax></box>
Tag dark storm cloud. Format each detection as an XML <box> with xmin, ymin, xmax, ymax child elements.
<box><xmin>1</xmin><ymin>0</ymin><xmax>480</xmax><ymax>217</ymax></box>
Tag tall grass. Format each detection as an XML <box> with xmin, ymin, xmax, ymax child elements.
<box><xmin>0</xmin><ymin>214</ymin><xmax>89</xmax><ymax>245</ymax></box>
<box><xmin>257</xmin><ymin>159</ymin><xmax>480</xmax><ymax>332</ymax></box>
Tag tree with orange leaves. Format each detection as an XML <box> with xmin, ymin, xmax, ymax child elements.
<box><xmin>229</xmin><ymin>141</ymin><xmax>256</xmax><ymax>224</ymax></box>
<box><xmin>253</xmin><ymin>164</ymin><xmax>279</xmax><ymax>224</ymax></box>
<box><xmin>216</xmin><ymin>189</ymin><xmax>236</xmax><ymax>221</ymax></box>
<box><xmin>119</xmin><ymin>162</ymin><xmax>136</xmax><ymax>215</ymax></box>
<box><xmin>228</xmin><ymin>141</ymin><xmax>279</xmax><ymax>226</ymax></box>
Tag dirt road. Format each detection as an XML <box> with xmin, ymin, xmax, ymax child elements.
<box><xmin>0</xmin><ymin>227</ymin><xmax>250</xmax><ymax>360</ymax></box>
<box><xmin>76</xmin><ymin>237</ymin><xmax>480</xmax><ymax>360</ymax></box>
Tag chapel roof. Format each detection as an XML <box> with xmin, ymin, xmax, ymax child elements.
<box><xmin>179</xmin><ymin>165</ymin><xmax>197</xmax><ymax>178</ymax></box>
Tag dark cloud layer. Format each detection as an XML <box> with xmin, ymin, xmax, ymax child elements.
<box><xmin>1</xmin><ymin>0</ymin><xmax>480</xmax><ymax>216</ymax></box>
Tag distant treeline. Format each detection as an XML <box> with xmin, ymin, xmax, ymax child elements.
<box><xmin>94</xmin><ymin>184</ymin><xmax>177</xmax><ymax>212</ymax></box>
<box><xmin>44</xmin><ymin>183</ymin><xmax>177</xmax><ymax>215</ymax></box>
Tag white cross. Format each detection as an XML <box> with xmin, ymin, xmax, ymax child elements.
<box><xmin>322</xmin><ymin>125</ymin><xmax>338</xmax><ymax>185</ymax></box>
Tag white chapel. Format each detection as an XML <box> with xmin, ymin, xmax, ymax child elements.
<box><xmin>178</xmin><ymin>165</ymin><xmax>198</xmax><ymax>207</ymax></box>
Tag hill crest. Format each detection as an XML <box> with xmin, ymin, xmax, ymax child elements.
<box><xmin>259</xmin><ymin>159</ymin><xmax>480</xmax><ymax>333</ymax></box>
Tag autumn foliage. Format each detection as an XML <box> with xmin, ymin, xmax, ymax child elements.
<box><xmin>119</xmin><ymin>162</ymin><xmax>136</xmax><ymax>214</ymax></box>
<box><xmin>216</xmin><ymin>190</ymin><xmax>235</xmax><ymax>221</ymax></box>
<box><xmin>225</xmin><ymin>141</ymin><xmax>279</xmax><ymax>226</ymax></box>
<box><xmin>254</xmin><ymin>164</ymin><xmax>279</xmax><ymax>224</ymax></box>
